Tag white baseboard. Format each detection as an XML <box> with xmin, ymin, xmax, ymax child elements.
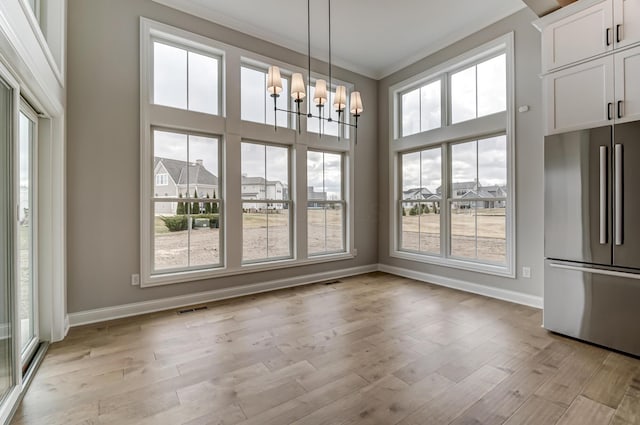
<box><xmin>378</xmin><ymin>264</ymin><xmax>543</xmax><ymax>309</ymax></box>
<box><xmin>68</xmin><ymin>264</ymin><xmax>379</xmax><ymax>327</ymax></box>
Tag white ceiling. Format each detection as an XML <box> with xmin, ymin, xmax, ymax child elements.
<box><xmin>152</xmin><ymin>0</ymin><xmax>528</xmax><ymax>80</ymax></box>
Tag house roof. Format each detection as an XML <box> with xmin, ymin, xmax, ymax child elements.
<box><xmin>403</xmin><ymin>187</ymin><xmax>433</xmax><ymax>199</ymax></box>
<box><xmin>242</xmin><ymin>176</ymin><xmax>285</xmax><ymax>186</ymax></box>
<box><xmin>155</xmin><ymin>157</ymin><xmax>218</xmax><ymax>186</ymax></box>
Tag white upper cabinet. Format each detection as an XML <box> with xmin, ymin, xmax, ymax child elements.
<box><xmin>615</xmin><ymin>45</ymin><xmax>640</xmax><ymax>123</ymax></box>
<box><xmin>542</xmin><ymin>0</ymin><xmax>640</xmax><ymax>73</ymax></box>
<box><xmin>543</xmin><ymin>1</ymin><xmax>613</xmax><ymax>72</ymax></box>
<box><xmin>614</xmin><ymin>0</ymin><xmax>640</xmax><ymax>48</ymax></box>
<box><xmin>544</xmin><ymin>56</ymin><xmax>614</xmax><ymax>134</ymax></box>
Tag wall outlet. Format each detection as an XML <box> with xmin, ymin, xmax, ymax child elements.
<box><xmin>131</xmin><ymin>273</ymin><xmax>140</xmax><ymax>286</ymax></box>
<box><xmin>353</xmin><ymin>248</ymin><xmax>358</xmax><ymax>257</ymax></box>
<box><xmin>522</xmin><ymin>267</ymin><xmax>531</xmax><ymax>279</ymax></box>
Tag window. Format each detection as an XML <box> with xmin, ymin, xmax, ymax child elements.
<box><xmin>392</xmin><ymin>35</ymin><xmax>513</xmax><ymax>276</ymax></box>
<box><xmin>241</xmin><ymin>142</ymin><xmax>291</xmax><ymax>263</ymax></box>
<box><xmin>155</xmin><ymin>173</ymin><xmax>168</xmax><ymax>186</ymax></box>
<box><xmin>400</xmin><ymin>147</ymin><xmax>441</xmax><ymax>254</ymax></box>
<box><xmin>401</xmin><ymin>79</ymin><xmax>442</xmax><ymax>137</ymax></box>
<box><xmin>307</xmin><ymin>83</ymin><xmax>349</xmax><ymax>138</ymax></box>
<box><xmin>153</xmin><ymin>41</ymin><xmax>221</xmax><ymax>115</ymax></box>
<box><xmin>451</xmin><ymin>54</ymin><xmax>506</xmax><ymax>124</ymax></box>
<box><xmin>241</xmin><ymin>65</ymin><xmax>291</xmax><ymax>128</ymax></box>
<box><xmin>152</xmin><ymin>129</ymin><xmax>222</xmax><ymax>272</ymax></box>
<box><xmin>141</xmin><ymin>19</ymin><xmax>355</xmax><ymax>286</ymax></box>
<box><xmin>307</xmin><ymin>151</ymin><xmax>345</xmax><ymax>255</ymax></box>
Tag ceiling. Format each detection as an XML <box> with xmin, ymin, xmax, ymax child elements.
<box><xmin>152</xmin><ymin>0</ymin><xmax>528</xmax><ymax>80</ymax></box>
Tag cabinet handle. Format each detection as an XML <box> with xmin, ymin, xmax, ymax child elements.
<box><xmin>618</xmin><ymin>100</ymin><xmax>624</xmax><ymax>119</ymax></box>
<box><xmin>608</xmin><ymin>102</ymin><xmax>613</xmax><ymax>120</ymax></box>
<box><xmin>606</xmin><ymin>28</ymin><xmax>612</xmax><ymax>46</ymax></box>
<box><xmin>616</xmin><ymin>24</ymin><xmax>622</xmax><ymax>43</ymax></box>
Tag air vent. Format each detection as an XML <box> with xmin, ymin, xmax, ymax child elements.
<box><xmin>177</xmin><ymin>305</ymin><xmax>208</xmax><ymax>315</ymax></box>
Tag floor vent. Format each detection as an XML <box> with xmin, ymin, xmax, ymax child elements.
<box><xmin>177</xmin><ymin>306</ymin><xmax>208</xmax><ymax>315</ymax></box>
<box><xmin>324</xmin><ymin>280</ymin><xmax>341</xmax><ymax>285</ymax></box>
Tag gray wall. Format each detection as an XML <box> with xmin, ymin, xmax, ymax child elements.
<box><xmin>66</xmin><ymin>0</ymin><xmax>378</xmax><ymax>313</ymax></box>
<box><xmin>377</xmin><ymin>8</ymin><xmax>545</xmax><ymax>298</ymax></box>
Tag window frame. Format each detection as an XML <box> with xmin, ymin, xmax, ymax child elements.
<box><xmin>389</xmin><ymin>33</ymin><xmax>516</xmax><ymax>278</ymax></box>
<box><xmin>307</xmin><ymin>149</ymin><xmax>347</xmax><ymax>257</ymax></box>
<box><xmin>140</xmin><ymin>18</ymin><xmax>356</xmax><ymax>287</ymax></box>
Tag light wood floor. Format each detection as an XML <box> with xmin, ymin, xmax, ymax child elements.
<box><xmin>12</xmin><ymin>272</ymin><xmax>640</xmax><ymax>425</ymax></box>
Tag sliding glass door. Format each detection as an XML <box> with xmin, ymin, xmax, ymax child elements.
<box><xmin>18</xmin><ymin>105</ymin><xmax>38</xmax><ymax>365</ymax></box>
<box><xmin>0</xmin><ymin>75</ymin><xmax>15</xmax><ymax>403</ymax></box>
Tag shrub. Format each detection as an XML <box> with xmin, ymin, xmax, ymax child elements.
<box><xmin>176</xmin><ymin>193</ymin><xmax>185</xmax><ymax>215</ymax></box>
<box><xmin>160</xmin><ymin>215</ymin><xmax>188</xmax><ymax>231</ymax></box>
<box><xmin>409</xmin><ymin>205</ymin><xmax>419</xmax><ymax>216</ymax></box>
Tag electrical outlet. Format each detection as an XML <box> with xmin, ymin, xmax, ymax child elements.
<box><xmin>353</xmin><ymin>248</ymin><xmax>358</xmax><ymax>257</ymax></box>
<box><xmin>522</xmin><ymin>267</ymin><xmax>531</xmax><ymax>279</ymax></box>
<box><xmin>131</xmin><ymin>274</ymin><xmax>140</xmax><ymax>286</ymax></box>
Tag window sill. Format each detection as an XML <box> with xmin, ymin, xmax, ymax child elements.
<box><xmin>141</xmin><ymin>252</ymin><xmax>354</xmax><ymax>287</ymax></box>
<box><xmin>389</xmin><ymin>250</ymin><xmax>515</xmax><ymax>279</ymax></box>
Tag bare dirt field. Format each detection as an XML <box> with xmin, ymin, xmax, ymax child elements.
<box><xmin>154</xmin><ymin>209</ymin><xmax>343</xmax><ymax>270</ymax></box>
<box><xmin>401</xmin><ymin>208</ymin><xmax>506</xmax><ymax>263</ymax></box>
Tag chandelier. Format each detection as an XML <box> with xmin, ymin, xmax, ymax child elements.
<box><xmin>265</xmin><ymin>0</ymin><xmax>363</xmax><ymax>141</ymax></box>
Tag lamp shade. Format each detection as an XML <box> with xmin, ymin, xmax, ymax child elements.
<box><xmin>350</xmin><ymin>91</ymin><xmax>363</xmax><ymax>115</ymax></box>
<box><xmin>267</xmin><ymin>66</ymin><xmax>283</xmax><ymax>96</ymax></box>
<box><xmin>333</xmin><ymin>85</ymin><xmax>347</xmax><ymax>111</ymax></box>
<box><xmin>313</xmin><ymin>79</ymin><xmax>328</xmax><ymax>106</ymax></box>
<box><xmin>291</xmin><ymin>73</ymin><xmax>306</xmax><ymax>100</ymax></box>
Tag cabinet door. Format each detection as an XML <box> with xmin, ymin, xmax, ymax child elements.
<box><xmin>543</xmin><ymin>1</ymin><xmax>614</xmax><ymax>72</ymax></box>
<box><xmin>614</xmin><ymin>0</ymin><xmax>640</xmax><ymax>48</ymax></box>
<box><xmin>544</xmin><ymin>56</ymin><xmax>614</xmax><ymax>135</ymax></box>
<box><xmin>614</xmin><ymin>46</ymin><xmax>640</xmax><ymax>123</ymax></box>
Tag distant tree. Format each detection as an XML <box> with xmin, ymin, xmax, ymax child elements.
<box><xmin>212</xmin><ymin>190</ymin><xmax>219</xmax><ymax>213</ymax></box>
<box><xmin>409</xmin><ymin>205</ymin><xmax>419</xmax><ymax>216</ymax></box>
<box><xmin>192</xmin><ymin>189</ymin><xmax>200</xmax><ymax>215</ymax></box>
<box><xmin>204</xmin><ymin>193</ymin><xmax>212</xmax><ymax>214</ymax></box>
<box><xmin>176</xmin><ymin>192</ymin><xmax>185</xmax><ymax>215</ymax></box>
<box><xmin>402</xmin><ymin>207</ymin><xmax>406</xmax><ymax>216</ymax></box>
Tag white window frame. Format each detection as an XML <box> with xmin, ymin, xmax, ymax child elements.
<box><xmin>389</xmin><ymin>33</ymin><xmax>516</xmax><ymax>278</ymax></box>
<box><xmin>140</xmin><ymin>18</ymin><xmax>355</xmax><ymax>287</ymax></box>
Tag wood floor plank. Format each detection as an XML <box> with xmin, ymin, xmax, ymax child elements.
<box><xmin>555</xmin><ymin>395</ymin><xmax>615</xmax><ymax>425</ymax></box>
<box><xmin>10</xmin><ymin>273</ymin><xmax>640</xmax><ymax>425</ymax></box>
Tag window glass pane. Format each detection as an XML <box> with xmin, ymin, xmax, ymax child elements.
<box><xmin>402</xmin><ymin>88</ymin><xmax>420</xmax><ymax>137</ymax></box>
<box><xmin>241</xmin><ymin>142</ymin><xmax>266</xmax><ymax>200</ymax></box>
<box><xmin>241</xmin><ymin>142</ymin><xmax>291</xmax><ymax>262</ymax></box>
<box><xmin>451</xmin><ymin>65</ymin><xmax>477</xmax><ymax>124</ymax></box>
<box><xmin>190</xmin><ymin>201</ymin><xmax>221</xmax><ymax>267</ymax></box>
<box><xmin>477</xmin><ymin>203</ymin><xmax>506</xmax><ymax>264</ymax></box>
<box><xmin>188</xmin><ymin>51</ymin><xmax>219</xmax><ymax>115</ymax></box>
<box><xmin>188</xmin><ymin>134</ymin><xmax>219</xmax><ymax>201</ymax></box>
<box><xmin>154</xmin><ymin>201</ymin><xmax>189</xmax><ymax>271</ymax></box>
<box><xmin>400</xmin><ymin>202</ymin><xmax>419</xmax><ymax>252</ymax></box>
<box><xmin>324</xmin><ymin>152</ymin><xmax>342</xmax><ymax>200</ymax></box>
<box><xmin>450</xmin><ymin>201</ymin><xmax>477</xmax><ymax>259</ymax></box>
<box><xmin>154</xmin><ymin>130</ymin><xmax>187</xmax><ymax>198</ymax></box>
<box><xmin>451</xmin><ymin>140</ymin><xmax>477</xmax><ymax>197</ymax></box>
<box><xmin>401</xmin><ymin>151</ymin><xmax>420</xmax><ymax>195</ymax></box>
<box><xmin>421</xmin><ymin>148</ymin><xmax>441</xmax><ymax>196</ymax></box>
<box><xmin>307</xmin><ymin>151</ymin><xmax>324</xmax><ymax>199</ymax></box>
<box><xmin>18</xmin><ymin>113</ymin><xmax>35</xmax><ymax>353</ymax></box>
<box><xmin>241</xmin><ymin>67</ymin><xmax>266</xmax><ymax>124</ymax></box>
<box><xmin>478</xmin><ymin>135</ymin><xmax>507</xmax><ymax>189</ymax></box>
<box><xmin>154</xmin><ymin>42</ymin><xmax>187</xmax><ymax>110</ymax></box>
<box><xmin>420</xmin><ymin>80</ymin><xmax>441</xmax><ymax>132</ymax></box>
<box><xmin>477</xmin><ymin>54</ymin><xmax>506</xmax><ymax>117</ymax></box>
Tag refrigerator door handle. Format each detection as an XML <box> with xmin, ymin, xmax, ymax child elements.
<box><xmin>548</xmin><ymin>262</ymin><xmax>640</xmax><ymax>280</ymax></box>
<box><xmin>600</xmin><ymin>146</ymin><xmax>608</xmax><ymax>244</ymax></box>
<box><xmin>615</xmin><ymin>143</ymin><xmax>623</xmax><ymax>246</ymax></box>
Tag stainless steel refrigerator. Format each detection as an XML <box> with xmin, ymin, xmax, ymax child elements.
<box><xmin>544</xmin><ymin>121</ymin><xmax>640</xmax><ymax>357</ymax></box>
